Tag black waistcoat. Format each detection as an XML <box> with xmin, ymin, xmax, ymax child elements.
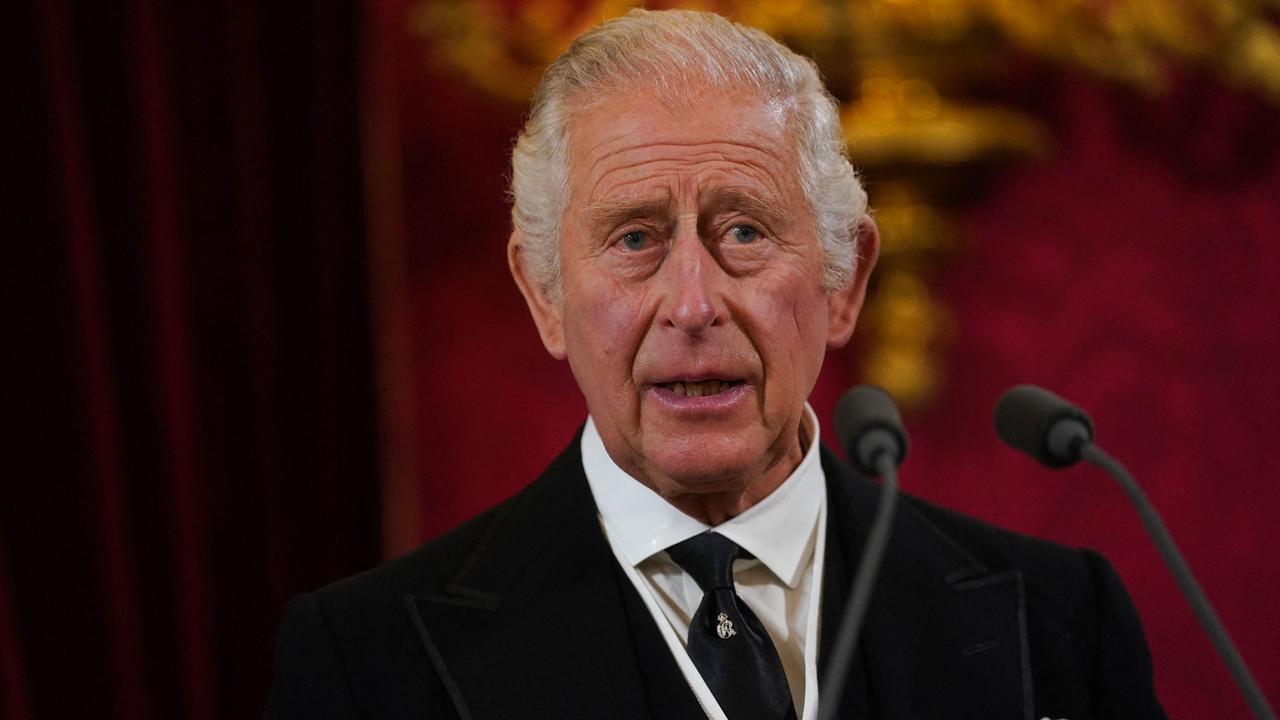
<box><xmin>611</xmin><ymin>560</ymin><xmax>708</xmax><ymax>718</ymax></box>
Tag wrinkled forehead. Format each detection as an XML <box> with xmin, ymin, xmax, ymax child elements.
<box><xmin>562</xmin><ymin>74</ymin><xmax>797</xmax><ymax>145</ymax></box>
<box><xmin>561</xmin><ymin>82</ymin><xmax>804</xmax><ymax>207</ymax></box>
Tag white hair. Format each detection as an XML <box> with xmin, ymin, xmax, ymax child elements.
<box><xmin>510</xmin><ymin>9</ymin><xmax>867</xmax><ymax>302</ymax></box>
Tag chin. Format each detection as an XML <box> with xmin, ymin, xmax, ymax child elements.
<box><xmin>651</xmin><ymin>473</ymin><xmax>750</xmax><ymax>501</ymax></box>
<box><xmin>642</xmin><ymin>439</ymin><xmax>760</xmax><ymax>495</ymax></box>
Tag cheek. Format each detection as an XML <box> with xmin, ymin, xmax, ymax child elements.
<box><xmin>565</xmin><ymin>276</ymin><xmax>651</xmax><ymax>382</ymax></box>
<box><xmin>749</xmin><ymin>275</ymin><xmax>830</xmax><ymax>389</ymax></box>
<box><xmin>792</xmin><ymin>288</ymin><xmax>832</xmax><ymax>349</ymax></box>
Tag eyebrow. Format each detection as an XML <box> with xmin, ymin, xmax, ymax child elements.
<box><xmin>582</xmin><ymin>187</ymin><xmax>790</xmax><ymax>231</ymax></box>
<box><xmin>584</xmin><ymin>197</ymin><xmax>673</xmax><ymax>231</ymax></box>
<box><xmin>701</xmin><ymin>187</ymin><xmax>790</xmax><ymax>229</ymax></box>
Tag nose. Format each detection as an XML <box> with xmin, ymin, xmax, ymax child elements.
<box><xmin>661</xmin><ymin>229</ymin><xmax>723</xmax><ymax>336</ymax></box>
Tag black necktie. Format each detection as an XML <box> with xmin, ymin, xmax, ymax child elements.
<box><xmin>666</xmin><ymin>532</ymin><xmax>797</xmax><ymax>720</ymax></box>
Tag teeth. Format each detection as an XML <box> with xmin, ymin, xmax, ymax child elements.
<box><xmin>671</xmin><ymin>380</ymin><xmax>726</xmax><ymax>397</ymax></box>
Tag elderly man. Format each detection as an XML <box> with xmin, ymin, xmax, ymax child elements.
<box><xmin>268</xmin><ymin>10</ymin><xmax>1164</xmax><ymax>720</ymax></box>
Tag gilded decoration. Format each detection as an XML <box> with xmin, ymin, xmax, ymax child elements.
<box><xmin>411</xmin><ymin>0</ymin><xmax>1280</xmax><ymax>408</ymax></box>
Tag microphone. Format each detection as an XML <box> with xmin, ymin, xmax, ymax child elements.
<box><xmin>994</xmin><ymin>385</ymin><xmax>1277</xmax><ymax>720</ymax></box>
<box><xmin>835</xmin><ymin>385</ymin><xmax>909</xmax><ymax>475</ymax></box>
<box><xmin>994</xmin><ymin>384</ymin><xmax>1093</xmax><ymax>467</ymax></box>
<box><xmin>819</xmin><ymin>386</ymin><xmax>907</xmax><ymax>720</ymax></box>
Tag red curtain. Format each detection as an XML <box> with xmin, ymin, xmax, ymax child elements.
<box><xmin>6</xmin><ymin>1</ymin><xmax>379</xmax><ymax>717</ymax></box>
<box><xmin>391</xmin><ymin>20</ymin><xmax>1280</xmax><ymax>720</ymax></box>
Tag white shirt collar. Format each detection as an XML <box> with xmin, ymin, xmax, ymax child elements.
<box><xmin>582</xmin><ymin>405</ymin><xmax>825</xmax><ymax>589</ymax></box>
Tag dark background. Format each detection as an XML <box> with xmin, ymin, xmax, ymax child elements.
<box><xmin>8</xmin><ymin>2</ymin><xmax>378</xmax><ymax>718</ymax></box>
<box><xmin>7</xmin><ymin>0</ymin><xmax>1280</xmax><ymax>718</ymax></box>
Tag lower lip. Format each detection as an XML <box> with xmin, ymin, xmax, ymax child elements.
<box><xmin>646</xmin><ymin>382</ymin><xmax>752</xmax><ymax>416</ymax></box>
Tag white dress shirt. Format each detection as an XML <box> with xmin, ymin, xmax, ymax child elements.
<box><xmin>582</xmin><ymin>407</ymin><xmax>827</xmax><ymax>720</ymax></box>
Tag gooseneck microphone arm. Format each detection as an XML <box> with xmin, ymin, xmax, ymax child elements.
<box><xmin>818</xmin><ymin>386</ymin><xmax>908</xmax><ymax>720</ymax></box>
<box><xmin>817</xmin><ymin>452</ymin><xmax>897</xmax><ymax>720</ymax></box>
<box><xmin>995</xmin><ymin>385</ymin><xmax>1276</xmax><ymax>720</ymax></box>
<box><xmin>1080</xmin><ymin>443</ymin><xmax>1276</xmax><ymax>720</ymax></box>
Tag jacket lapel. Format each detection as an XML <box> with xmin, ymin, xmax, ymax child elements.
<box><xmin>406</xmin><ymin>440</ymin><xmax>1033</xmax><ymax>720</ymax></box>
<box><xmin>405</xmin><ymin>438</ymin><xmax>652</xmax><ymax>720</ymax></box>
<box><xmin>820</xmin><ymin>448</ymin><xmax>1034</xmax><ymax>720</ymax></box>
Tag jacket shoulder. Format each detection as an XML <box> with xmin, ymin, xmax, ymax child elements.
<box><xmin>316</xmin><ymin>495</ymin><xmax>515</xmax><ymax>611</ymax></box>
<box><xmin>896</xmin><ymin>492</ymin><xmax>1161</xmax><ymax>716</ymax></box>
<box><xmin>898</xmin><ymin>494</ymin><xmax>1093</xmax><ymax>582</ymax></box>
<box><xmin>269</xmin><ymin>500</ymin><xmax>516</xmax><ymax>718</ymax></box>
<box><xmin>822</xmin><ymin>443</ymin><xmax>1093</xmax><ymax>583</ymax></box>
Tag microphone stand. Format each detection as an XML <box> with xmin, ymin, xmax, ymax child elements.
<box><xmin>816</xmin><ymin>450</ymin><xmax>899</xmax><ymax>720</ymax></box>
<box><xmin>1081</xmin><ymin>442</ymin><xmax>1277</xmax><ymax>720</ymax></box>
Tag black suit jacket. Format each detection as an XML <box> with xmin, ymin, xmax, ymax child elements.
<box><xmin>267</xmin><ymin>436</ymin><xmax>1166</xmax><ymax>719</ymax></box>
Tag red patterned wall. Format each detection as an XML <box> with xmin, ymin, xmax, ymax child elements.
<box><xmin>393</xmin><ymin>39</ymin><xmax>1280</xmax><ymax>716</ymax></box>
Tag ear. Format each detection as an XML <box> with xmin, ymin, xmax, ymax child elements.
<box><xmin>826</xmin><ymin>215</ymin><xmax>880</xmax><ymax>349</ymax></box>
<box><xmin>508</xmin><ymin>230</ymin><xmax>567</xmax><ymax>359</ymax></box>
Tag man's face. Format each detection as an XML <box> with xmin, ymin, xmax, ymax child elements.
<box><xmin>513</xmin><ymin>85</ymin><xmax>874</xmax><ymax>505</ymax></box>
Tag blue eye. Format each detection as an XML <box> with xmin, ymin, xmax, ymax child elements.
<box><xmin>729</xmin><ymin>225</ymin><xmax>760</xmax><ymax>244</ymax></box>
<box><xmin>619</xmin><ymin>231</ymin><xmax>648</xmax><ymax>251</ymax></box>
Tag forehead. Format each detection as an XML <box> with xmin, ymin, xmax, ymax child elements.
<box><xmin>563</xmin><ymin>86</ymin><xmax>801</xmax><ymax>210</ymax></box>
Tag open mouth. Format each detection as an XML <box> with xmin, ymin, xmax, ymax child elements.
<box><xmin>656</xmin><ymin>379</ymin><xmax>744</xmax><ymax>398</ymax></box>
